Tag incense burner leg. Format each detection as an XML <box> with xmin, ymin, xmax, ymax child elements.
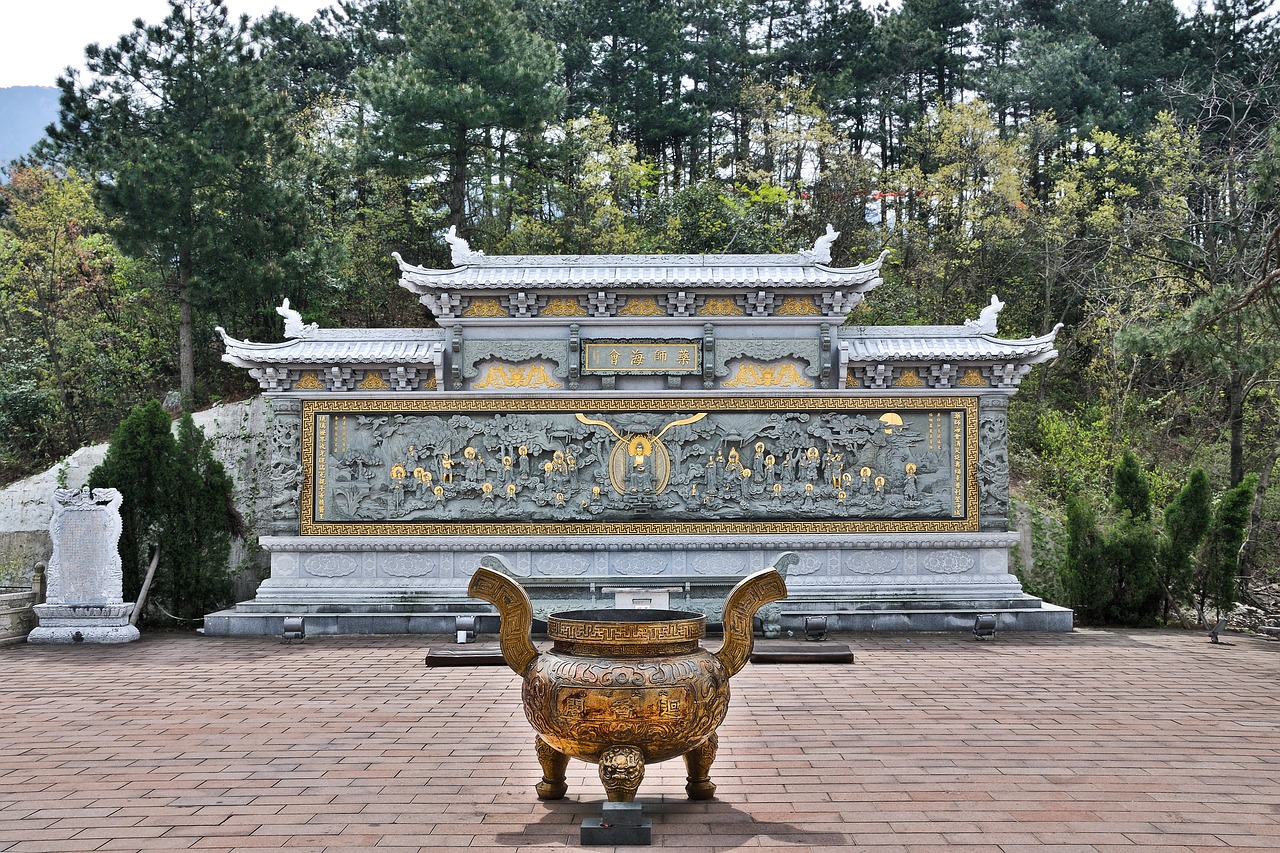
<box><xmin>683</xmin><ymin>732</ymin><xmax>718</xmax><ymax>800</ymax></box>
<box><xmin>534</xmin><ymin>735</ymin><xmax>569</xmax><ymax>800</ymax></box>
<box><xmin>599</xmin><ymin>746</ymin><xmax>645</xmax><ymax>802</ymax></box>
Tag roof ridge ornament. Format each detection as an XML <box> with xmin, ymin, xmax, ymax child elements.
<box><xmin>276</xmin><ymin>297</ymin><xmax>319</xmax><ymax>339</ymax></box>
<box><xmin>445</xmin><ymin>224</ymin><xmax>486</xmax><ymax>266</ymax></box>
<box><xmin>964</xmin><ymin>294</ymin><xmax>1004</xmax><ymax>336</ymax></box>
<box><xmin>799</xmin><ymin>223</ymin><xmax>840</xmax><ymax>264</ymax></box>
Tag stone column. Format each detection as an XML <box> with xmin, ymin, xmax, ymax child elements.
<box><xmin>267</xmin><ymin>396</ymin><xmax>303</xmax><ymax>535</ymax></box>
<box><xmin>977</xmin><ymin>395</ymin><xmax>1010</xmax><ymax>532</ymax></box>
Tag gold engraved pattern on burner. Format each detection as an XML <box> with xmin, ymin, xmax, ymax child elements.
<box><xmin>525</xmin><ymin>653</ymin><xmax>731</xmax><ymax>763</ymax></box>
<box><xmin>554</xmin><ymin>638</ymin><xmax>700</xmax><ymax>657</ymax></box>
<box><xmin>555</xmin><ymin>686</ymin><xmax>694</xmax><ymax>722</ymax></box>
<box><xmin>549</xmin><ymin>618</ymin><xmax>705</xmax><ymax>645</ymax></box>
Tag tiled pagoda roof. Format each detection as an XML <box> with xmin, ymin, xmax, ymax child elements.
<box><xmin>217</xmin><ymin>327</ymin><xmax>444</xmax><ymax>367</ymax></box>
<box><xmin>841</xmin><ymin>325</ymin><xmax>1062</xmax><ymax>363</ymax></box>
<box><xmin>394</xmin><ymin>250</ymin><xmax>888</xmax><ymax>291</ymax></box>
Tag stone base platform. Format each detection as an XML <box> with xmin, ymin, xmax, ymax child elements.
<box><xmin>203</xmin><ymin>596</ymin><xmax>1071</xmax><ymax>637</ymax></box>
<box><xmin>28</xmin><ymin>603</ymin><xmax>140</xmax><ymax>644</ymax></box>
<box><xmin>203</xmin><ymin>532</ymin><xmax>1073</xmax><ymax>636</ymax></box>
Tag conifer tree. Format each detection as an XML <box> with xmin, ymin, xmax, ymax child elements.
<box><xmin>158</xmin><ymin>415</ymin><xmax>235</xmax><ymax>622</ymax></box>
<box><xmin>1111</xmin><ymin>448</ymin><xmax>1151</xmax><ymax>520</ymax></box>
<box><xmin>51</xmin><ymin>0</ymin><xmax>310</xmax><ymax>402</ymax></box>
<box><xmin>1104</xmin><ymin>450</ymin><xmax>1160</xmax><ymax>625</ymax></box>
<box><xmin>87</xmin><ymin>402</ymin><xmax>239</xmax><ymax>625</ymax></box>
<box><xmin>1064</xmin><ymin>494</ymin><xmax>1108</xmax><ymax>622</ymax></box>
<box><xmin>359</xmin><ymin>0</ymin><xmax>562</xmax><ymax>227</ymax></box>
<box><xmin>87</xmin><ymin>400</ymin><xmax>176</xmax><ymax>602</ymax></box>
<box><xmin>1196</xmin><ymin>474</ymin><xmax>1258</xmax><ymax>620</ymax></box>
<box><xmin>1159</xmin><ymin>468</ymin><xmax>1212</xmax><ymax>619</ymax></box>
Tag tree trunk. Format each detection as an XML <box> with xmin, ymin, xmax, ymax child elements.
<box><xmin>449</xmin><ymin>126</ymin><xmax>468</xmax><ymax>227</ymax></box>
<box><xmin>1238</xmin><ymin>424</ymin><xmax>1279</xmax><ymax>592</ymax></box>
<box><xmin>177</xmin><ymin>252</ymin><xmax>196</xmax><ymax>404</ymax></box>
<box><xmin>1227</xmin><ymin>364</ymin><xmax>1246</xmax><ymax>487</ymax></box>
<box><xmin>130</xmin><ymin>545</ymin><xmax>162</xmax><ymax>627</ymax></box>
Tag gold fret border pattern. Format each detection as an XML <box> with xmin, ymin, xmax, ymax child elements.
<box><xmin>549</xmin><ymin>618</ymin><xmax>705</xmax><ymax>644</ymax></box>
<box><xmin>299</xmin><ymin>395</ymin><xmax>980</xmax><ymax>536</ymax></box>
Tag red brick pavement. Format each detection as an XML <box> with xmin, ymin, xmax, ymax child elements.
<box><xmin>2</xmin><ymin>629</ymin><xmax>1278</xmax><ymax>852</ymax></box>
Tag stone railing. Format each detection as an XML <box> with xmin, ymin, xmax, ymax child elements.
<box><xmin>0</xmin><ymin>563</ymin><xmax>43</xmax><ymax>644</ymax></box>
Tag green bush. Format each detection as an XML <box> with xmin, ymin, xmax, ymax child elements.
<box><xmin>1195</xmin><ymin>474</ymin><xmax>1258</xmax><ymax>620</ymax></box>
<box><xmin>88</xmin><ymin>400</ymin><xmax>176</xmax><ymax>601</ymax></box>
<box><xmin>1158</xmin><ymin>468</ymin><xmax>1211</xmax><ymax>620</ymax></box>
<box><xmin>88</xmin><ymin>400</ymin><xmax>237</xmax><ymax>625</ymax></box>
<box><xmin>1063</xmin><ymin>449</ymin><xmax>1161</xmax><ymax>626</ymax></box>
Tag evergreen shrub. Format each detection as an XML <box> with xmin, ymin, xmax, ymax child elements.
<box><xmin>88</xmin><ymin>400</ymin><xmax>238</xmax><ymax>625</ymax></box>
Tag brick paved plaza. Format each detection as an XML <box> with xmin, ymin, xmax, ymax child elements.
<box><xmin>2</xmin><ymin>629</ymin><xmax>1279</xmax><ymax>852</ymax></box>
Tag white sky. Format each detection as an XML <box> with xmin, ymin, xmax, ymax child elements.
<box><xmin>0</xmin><ymin>1</ymin><xmax>332</xmax><ymax>88</ymax></box>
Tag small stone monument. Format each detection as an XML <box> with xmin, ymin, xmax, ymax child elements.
<box><xmin>28</xmin><ymin>487</ymin><xmax>139</xmax><ymax>644</ymax></box>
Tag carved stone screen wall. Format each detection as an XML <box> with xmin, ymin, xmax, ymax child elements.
<box><xmin>207</xmin><ymin>232</ymin><xmax>1070</xmax><ymax>634</ymax></box>
<box><xmin>301</xmin><ymin>396</ymin><xmax>976</xmax><ymax>534</ymax></box>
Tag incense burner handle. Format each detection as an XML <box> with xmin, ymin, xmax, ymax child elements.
<box><xmin>468</xmin><ymin>555</ymin><xmax>539</xmax><ymax>676</ymax></box>
<box><xmin>713</xmin><ymin>552</ymin><xmax>795</xmax><ymax>677</ymax></box>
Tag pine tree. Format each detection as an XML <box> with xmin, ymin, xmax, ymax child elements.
<box><xmin>1158</xmin><ymin>468</ymin><xmax>1212</xmax><ymax>619</ymax></box>
<box><xmin>87</xmin><ymin>400</ymin><xmax>176</xmax><ymax>601</ymax></box>
<box><xmin>1195</xmin><ymin>474</ymin><xmax>1258</xmax><ymax>620</ymax></box>
<box><xmin>358</xmin><ymin>0</ymin><xmax>562</xmax><ymax>227</ymax></box>
<box><xmin>158</xmin><ymin>416</ymin><xmax>235</xmax><ymax>622</ymax></box>
<box><xmin>87</xmin><ymin>402</ymin><xmax>239</xmax><ymax>625</ymax></box>
<box><xmin>51</xmin><ymin>0</ymin><xmax>311</xmax><ymax>402</ymax></box>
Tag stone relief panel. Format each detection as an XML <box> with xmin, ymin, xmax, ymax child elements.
<box><xmin>921</xmin><ymin>550</ymin><xmax>976</xmax><ymax>575</ymax></box>
<box><xmin>303</xmin><ymin>553</ymin><xmax>360</xmax><ymax>578</ymax></box>
<box><xmin>713</xmin><ymin>340</ymin><xmax>821</xmax><ymax>379</ymax></box>
<box><xmin>461</xmin><ymin>339</ymin><xmax>569</xmax><ymax>380</ymax></box>
<box><xmin>689</xmin><ymin>552</ymin><xmax>750</xmax><ymax>576</ymax></box>
<box><xmin>536</xmin><ymin>554</ymin><xmax>591</xmax><ymax>576</ymax></box>
<box><xmin>841</xmin><ymin>550</ymin><xmax>901</xmax><ymax>575</ymax></box>
<box><xmin>790</xmin><ymin>551</ymin><xmax>824</xmax><ymax>575</ymax></box>
<box><xmin>299</xmin><ymin>396</ymin><xmax>979</xmax><ymax>535</ymax></box>
<box><xmin>977</xmin><ymin>397</ymin><xmax>1010</xmax><ymax>531</ymax></box>
<box><xmin>611</xmin><ymin>553</ymin><xmax>656</xmax><ymax>576</ymax></box>
<box><xmin>381</xmin><ymin>553</ymin><xmax>441</xmax><ymax>578</ymax></box>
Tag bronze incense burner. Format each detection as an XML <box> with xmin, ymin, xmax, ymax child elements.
<box><xmin>468</xmin><ymin>553</ymin><xmax>792</xmax><ymax>802</ymax></box>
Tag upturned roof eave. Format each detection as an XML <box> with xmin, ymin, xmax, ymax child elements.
<box><xmin>394</xmin><ymin>249</ymin><xmax>889</xmax><ymax>292</ymax></box>
<box><xmin>215</xmin><ymin>326</ymin><xmax>445</xmax><ymax>368</ymax></box>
